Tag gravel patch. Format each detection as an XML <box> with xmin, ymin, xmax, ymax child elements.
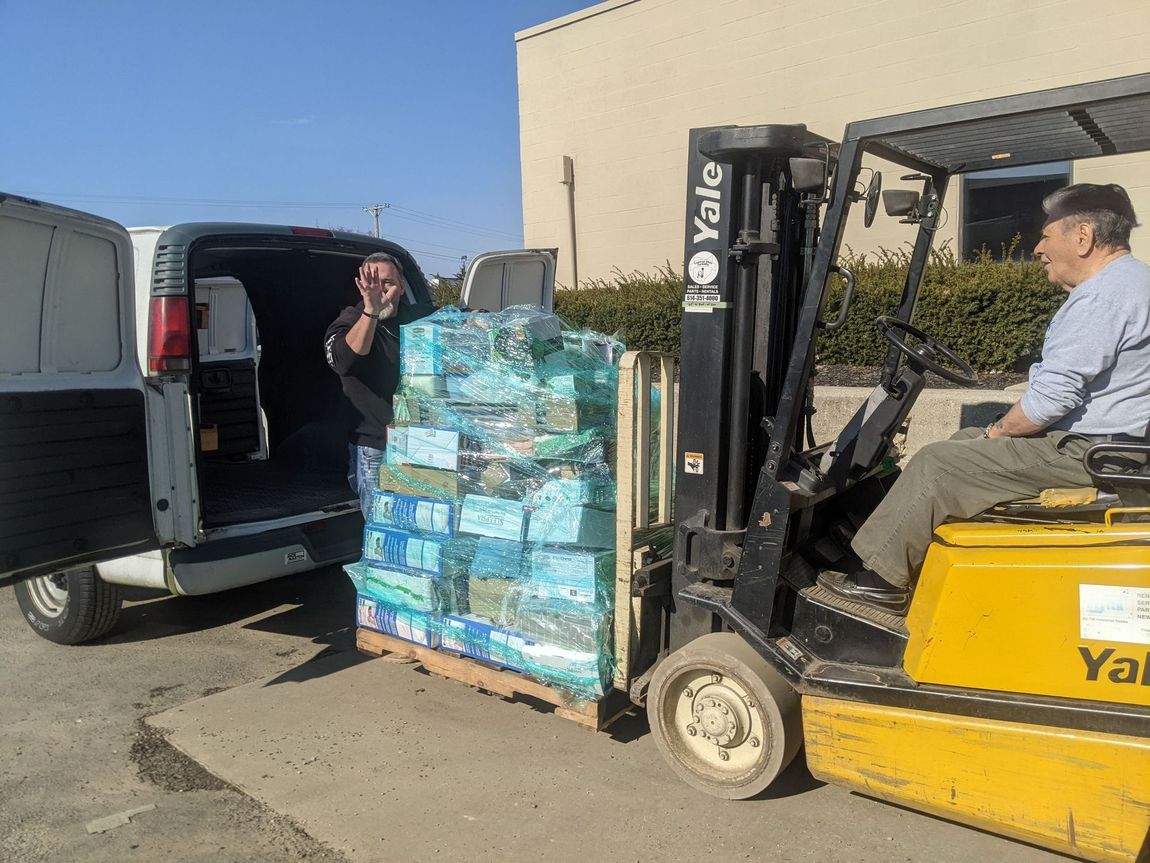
<box><xmin>814</xmin><ymin>364</ymin><xmax>1027</xmax><ymax>390</ymax></box>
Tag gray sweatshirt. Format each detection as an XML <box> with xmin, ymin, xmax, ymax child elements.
<box><xmin>1021</xmin><ymin>253</ymin><xmax>1150</xmax><ymax>435</ymax></box>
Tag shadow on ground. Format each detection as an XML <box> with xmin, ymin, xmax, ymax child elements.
<box><xmin>100</xmin><ymin>566</ymin><xmax>356</xmax><ymax>648</ymax></box>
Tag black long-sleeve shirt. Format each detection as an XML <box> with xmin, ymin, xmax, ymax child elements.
<box><xmin>324</xmin><ymin>302</ymin><xmax>432</xmax><ymax>449</ymax></box>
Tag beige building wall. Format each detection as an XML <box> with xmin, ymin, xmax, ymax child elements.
<box><xmin>516</xmin><ymin>0</ymin><xmax>1150</xmax><ymax>287</ymax></box>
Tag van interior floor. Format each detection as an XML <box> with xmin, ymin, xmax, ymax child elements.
<box><xmin>200</xmin><ymin>461</ymin><xmax>356</xmax><ymax>527</ymax></box>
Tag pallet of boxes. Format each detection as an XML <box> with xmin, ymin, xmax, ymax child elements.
<box><xmin>347</xmin><ymin>305</ymin><xmax>631</xmax><ymax>730</ymax></box>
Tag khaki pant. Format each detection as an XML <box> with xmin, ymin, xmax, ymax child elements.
<box><xmin>851</xmin><ymin>427</ymin><xmax>1094</xmax><ymax>588</ymax></box>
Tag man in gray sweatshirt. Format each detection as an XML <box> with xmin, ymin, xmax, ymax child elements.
<box><xmin>819</xmin><ymin>183</ymin><xmax>1149</xmax><ymax>615</ymax></box>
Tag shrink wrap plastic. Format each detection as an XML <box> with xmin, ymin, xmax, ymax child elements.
<box><xmin>349</xmin><ymin>306</ymin><xmax>623</xmax><ymax>699</ymax></box>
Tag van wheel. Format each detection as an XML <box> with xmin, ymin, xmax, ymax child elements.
<box><xmin>15</xmin><ymin>567</ymin><xmax>123</xmax><ymax>644</ymax></box>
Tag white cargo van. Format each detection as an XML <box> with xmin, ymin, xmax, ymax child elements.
<box><xmin>0</xmin><ymin>193</ymin><xmax>555</xmax><ymax>643</ymax></box>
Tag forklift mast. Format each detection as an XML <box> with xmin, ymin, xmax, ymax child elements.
<box><xmin>671</xmin><ymin>124</ymin><xmax>836</xmax><ymax>649</ymax></box>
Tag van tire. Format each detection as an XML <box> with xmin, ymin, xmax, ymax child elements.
<box><xmin>15</xmin><ymin>567</ymin><xmax>123</xmax><ymax>645</ymax></box>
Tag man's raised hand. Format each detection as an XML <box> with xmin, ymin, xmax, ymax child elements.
<box><xmin>356</xmin><ymin>263</ymin><xmax>385</xmax><ymax>316</ymax></box>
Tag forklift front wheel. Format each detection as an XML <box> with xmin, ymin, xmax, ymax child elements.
<box><xmin>648</xmin><ymin>633</ymin><xmax>801</xmax><ymax>799</ymax></box>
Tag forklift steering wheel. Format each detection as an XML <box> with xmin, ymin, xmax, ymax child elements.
<box><xmin>876</xmin><ymin>316</ymin><xmax>980</xmax><ymax>387</ymax></box>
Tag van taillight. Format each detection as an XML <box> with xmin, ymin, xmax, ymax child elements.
<box><xmin>290</xmin><ymin>226</ymin><xmax>334</xmax><ymax>237</ymax></box>
<box><xmin>148</xmin><ymin>296</ymin><xmax>191</xmax><ymax>373</ymax></box>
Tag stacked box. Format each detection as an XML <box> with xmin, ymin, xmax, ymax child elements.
<box><xmin>369</xmin><ymin>491</ymin><xmax>459</xmax><ymax>537</ymax></box>
<box><xmin>440</xmin><ymin>614</ymin><xmax>528</xmax><ymax>672</ymax></box>
<box><xmin>379</xmin><ymin>305</ymin><xmax>623</xmax><ymax>698</ymax></box>
<box><xmin>355</xmin><ymin>594</ymin><xmax>440</xmax><ymax>648</ymax></box>
<box><xmin>347</xmin><ymin>365</ymin><xmax>488</xmax><ymax>645</ymax></box>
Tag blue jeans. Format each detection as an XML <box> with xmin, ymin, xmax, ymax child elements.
<box><xmin>348</xmin><ymin>444</ymin><xmax>385</xmax><ymax>519</ymax></box>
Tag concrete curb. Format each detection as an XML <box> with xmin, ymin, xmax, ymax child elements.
<box><xmin>812</xmin><ymin>386</ymin><xmax>1022</xmax><ymax>457</ymax></box>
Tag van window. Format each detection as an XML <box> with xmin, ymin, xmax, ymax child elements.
<box><xmin>505</xmin><ymin>259</ymin><xmax>548</xmax><ymax>306</ymax></box>
<box><xmin>0</xmin><ymin>217</ymin><xmax>123</xmax><ymax>373</ymax></box>
<box><xmin>52</xmin><ymin>231</ymin><xmax>122</xmax><ymax>371</ymax></box>
<box><xmin>195</xmin><ymin>278</ymin><xmax>253</xmax><ymax>358</ymax></box>
<box><xmin>0</xmin><ymin>215</ymin><xmax>53</xmax><ymax>373</ymax></box>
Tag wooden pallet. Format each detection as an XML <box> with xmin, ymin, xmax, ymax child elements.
<box><xmin>356</xmin><ymin>627</ymin><xmax>634</xmax><ymax>732</ymax></box>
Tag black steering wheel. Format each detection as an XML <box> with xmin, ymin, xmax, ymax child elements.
<box><xmin>876</xmin><ymin>316</ymin><xmax>979</xmax><ymax>387</ymax></box>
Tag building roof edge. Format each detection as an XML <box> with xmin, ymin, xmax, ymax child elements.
<box><xmin>515</xmin><ymin>0</ymin><xmax>641</xmax><ymax>42</ymax></box>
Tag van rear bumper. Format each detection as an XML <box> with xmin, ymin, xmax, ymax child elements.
<box><xmin>169</xmin><ymin>512</ymin><xmax>364</xmax><ymax>596</ymax></box>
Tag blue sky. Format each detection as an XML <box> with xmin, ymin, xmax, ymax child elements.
<box><xmin>1</xmin><ymin>0</ymin><xmax>593</xmax><ymax>275</ymax></box>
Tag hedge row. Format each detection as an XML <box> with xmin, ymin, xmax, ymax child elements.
<box><xmin>430</xmin><ymin>247</ymin><xmax>1066</xmax><ymax>372</ymax></box>
<box><xmin>816</xmin><ymin>247</ymin><xmax>1064</xmax><ymax>370</ymax></box>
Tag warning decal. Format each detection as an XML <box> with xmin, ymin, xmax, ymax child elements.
<box><xmin>684</xmin><ymin>452</ymin><xmax>704</xmax><ymax>475</ymax></box>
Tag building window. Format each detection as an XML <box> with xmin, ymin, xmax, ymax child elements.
<box><xmin>961</xmin><ymin>162</ymin><xmax>1071</xmax><ymax>260</ymax></box>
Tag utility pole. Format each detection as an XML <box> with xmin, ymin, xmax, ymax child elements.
<box><xmin>362</xmin><ymin>203</ymin><xmax>389</xmax><ymax>238</ymax></box>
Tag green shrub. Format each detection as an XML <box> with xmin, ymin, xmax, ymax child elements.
<box><xmin>430</xmin><ymin>278</ymin><xmax>462</xmax><ymax>307</ymax></box>
<box><xmin>817</xmin><ymin>245</ymin><xmax>1064</xmax><ymax>371</ymax></box>
<box><xmin>430</xmin><ymin>247</ymin><xmax>1065</xmax><ymax>371</ymax></box>
<box><xmin>553</xmin><ymin>265</ymin><xmax>683</xmax><ymax>355</ymax></box>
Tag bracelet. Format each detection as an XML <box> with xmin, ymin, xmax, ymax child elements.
<box><xmin>983</xmin><ymin>412</ymin><xmax>1006</xmax><ymax>439</ymax></box>
<box><xmin>362</xmin><ymin>310</ymin><xmax>380</xmax><ymax>319</ymax></box>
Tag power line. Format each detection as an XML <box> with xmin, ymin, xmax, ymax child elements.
<box><xmin>385</xmin><ymin>204</ymin><xmax>521</xmax><ymax>241</ymax></box>
<box><xmin>8</xmin><ymin>190</ymin><xmax>522</xmax><ymax>240</ymax></box>
<box><xmin>406</xmin><ymin>247</ymin><xmax>471</xmax><ymax>263</ymax></box>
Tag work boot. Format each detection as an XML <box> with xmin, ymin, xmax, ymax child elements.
<box><xmin>816</xmin><ymin>567</ymin><xmax>910</xmax><ymax>615</ymax></box>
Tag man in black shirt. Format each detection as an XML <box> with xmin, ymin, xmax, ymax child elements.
<box><xmin>324</xmin><ymin>252</ymin><xmax>408</xmax><ymax>516</ymax></box>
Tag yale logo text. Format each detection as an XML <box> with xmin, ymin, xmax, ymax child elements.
<box><xmin>692</xmin><ymin>161</ymin><xmax>723</xmax><ymax>243</ymax></box>
<box><xmin>1079</xmin><ymin>645</ymin><xmax>1150</xmax><ymax>685</ymax></box>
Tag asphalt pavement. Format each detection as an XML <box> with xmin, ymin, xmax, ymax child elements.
<box><xmin>0</xmin><ymin>566</ymin><xmax>1067</xmax><ymax>863</ymax></box>
<box><xmin>0</xmin><ymin>567</ymin><xmax>357</xmax><ymax>863</ymax></box>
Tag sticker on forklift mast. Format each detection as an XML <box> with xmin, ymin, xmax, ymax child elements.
<box><xmin>688</xmin><ymin>251</ymin><xmax>720</xmax><ymax>284</ymax></box>
<box><xmin>684</xmin><ymin>452</ymin><xmax>704</xmax><ymax>474</ymax></box>
<box><xmin>682</xmin><ymin>281</ymin><xmax>730</xmax><ymax>313</ymax></box>
<box><xmin>1080</xmin><ymin>584</ymin><xmax>1150</xmax><ymax>645</ymax></box>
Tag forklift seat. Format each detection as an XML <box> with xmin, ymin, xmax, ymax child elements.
<box><xmin>988</xmin><ymin>439</ymin><xmax>1150</xmax><ymax>521</ymax></box>
<box><xmin>989</xmin><ymin>488</ymin><xmax>1119</xmax><ymax>522</ymax></box>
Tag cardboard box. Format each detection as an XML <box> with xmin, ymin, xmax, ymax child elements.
<box><xmin>520</xmin><ymin>640</ymin><xmax>607</xmax><ymax>698</ymax></box>
<box><xmin>400</xmin><ymin>322</ymin><xmax>448</xmax><ymax>376</ymax></box>
<box><xmin>356</xmin><ymin>594</ymin><xmax>439</xmax><ymax>647</ymax></box>
<box><xmin>200</xmin><ymin>424</ymin><xmax>219</xmax><ymax>452</ymax></box>
<box><xmin>536</xmin><ymin>373</ymin><xmax>614</xmax><ymax>433</ymax></box>
<box><xmin>491</xmin><ymin>314</ymin><xmax>564</xmax><ymax>372</ymax></box>
<box><xmin>528</xmin><ymin>548</ymin><xmax>614</xmax><ymax>605</ymax></box>
<box><xmin>467</xmin><ymin>575</ymin><xmax>521</xmax><ymax>626</ymax></box>
<box><xmin>526</xmin><ymin>475</ymin><xmax>616</xmax><ymax>510</ymax></box>
<box><xmin>440</xmin><ymin>614</ymin><xmax>527</xmax><ymax>672</ymax></box>
<box><xmin>369</xmin><ymin>491</ymin><xmax>458</xmax><ymax>538</ymax></box>
<box><xmin>345</xmin><ymin>560</ymin><xmax>457</xmax><ymax>614</ymax></box>
<box><xmin>459</xmin><ymin>495</ymin><xmax>529</xmax><ymax>542</ymax></box>
<box><xmin>527</xmin><ymin>504</ymin><xmax>615</xmax><ymax>548</ymax></box>
<box><xmin>378</xmin><ymin>463</ymin><xmax>461</xmax><ymax>499</ymax></box>
<box><xmin>469</xmin><ymin>537</ymin><xmax>527</xmax><ymax>580</ymax></box>
<box><xmin>445</xmin><ymin>368</ymin><xmax>539</xmax><ymax>406</ymax></box>
<box><xmin>363</xmin><ymin>526</ymin><xmax>447</xmax><ymax>575</ymax></box>
<box><xmin>451</xmin><ymin>404</ymin><xmax>536</xmax><ymax>440</ymax></box>
<box><xmin>387</xmin><ymin>424</ymin><xmax>461</xmax><ymax>471</ymax></box>
<box><xmin>532</xmin><ymin>428</ymin><xmax>607</xmax><ymax>462</ymax></box>
<box><xmin>400</xmin><ymin>319</ymin><xmax>490</xmax><ymax>376</ymax></box>
<box><xmin>401</xmin><ymin>374</ymin><xmax>448</xmax><ymax>397</ymax></box>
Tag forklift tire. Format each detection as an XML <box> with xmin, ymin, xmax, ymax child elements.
<box><xmin>14</xmin><ymin>567</ymin><xmax>123</xmax><ymax>645</ymax></box>
<box><xmin>648</xmin><ymin>633</ymin><xmax>802</xmax><ymax>799</ymax></box>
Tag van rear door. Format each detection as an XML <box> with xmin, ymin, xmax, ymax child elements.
<box><xmin>460</xmin><ymin>249</ymin><xmax>557</xmax><ymax>312</ymax></box>
<box><xmin>0</xmin><ymin>194</ymin><xmax>158</xmax><ymax>587</ymax></box>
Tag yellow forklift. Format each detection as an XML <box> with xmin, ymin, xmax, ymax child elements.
<box><xmin>631</xmin><ymin>73</ymin><xmax>1150</xmax><ymax>862</ymax></box>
